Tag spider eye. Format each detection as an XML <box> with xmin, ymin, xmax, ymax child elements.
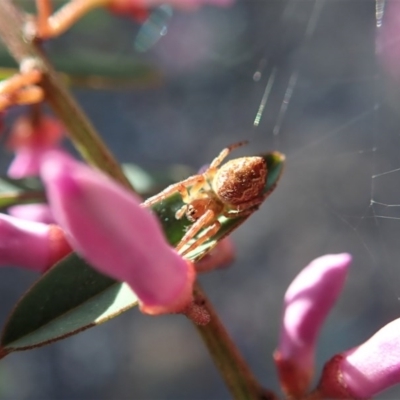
<box><xmin>186</xmin><ymin>205</ymin><xmax>199</xmax><ymax>222</ymax></box>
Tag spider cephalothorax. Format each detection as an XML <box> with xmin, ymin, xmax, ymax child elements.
<box><xmin>143</xmin><ymin>142</ymin><xmax>268</xmax><ymax>256</ymax></box>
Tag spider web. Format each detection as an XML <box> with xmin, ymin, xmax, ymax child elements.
<box><xmin>247</xmin><ymin>0</ymin><xmax>400</xmax><ymax>396</ymax></box>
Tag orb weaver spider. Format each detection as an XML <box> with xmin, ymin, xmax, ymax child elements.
<box><xmin>142</xmin><ymin>141</ymin><xmax>268</xmax><ymax>256</ymax></box>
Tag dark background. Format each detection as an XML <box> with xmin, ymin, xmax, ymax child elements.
<box><xmin>2</xmin><ymin>0</ymin><xmax>400</xmax><ymax>398</ymax></box>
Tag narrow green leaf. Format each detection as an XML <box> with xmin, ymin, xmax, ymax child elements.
<box><xmin>0</xmin><ymin>176</ymin><xmax>46</xmax><ymax>210</ymax></box>
<box><xmin>0</xmin><ymin>192</ymin><xmax>45</xmax><ymax>209</ymax></box>
<box><xmin>1</xmin><ymin>253</ymin><xmax>136</xmax><ymax>351</ymax></box>
<box><xmin>0</xmin><ymin>152</ymin><xmax>285</xmax><ymax>353</ymax></box>
<box><xmin>0</xmin><ymin>176</ymin><xmax>43</xmax><ymax>192</ymax></box>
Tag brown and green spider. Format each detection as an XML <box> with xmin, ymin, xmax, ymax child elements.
<box><xmin>142</xmin><ymin>141</ymin><xmax>268</xmax><ymax>256</ymax></box>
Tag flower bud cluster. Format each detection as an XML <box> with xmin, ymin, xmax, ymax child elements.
<box><xmin>275</xmin><ymin>254</ymin><xmax>400</xmax><ymax>398</ymax></box>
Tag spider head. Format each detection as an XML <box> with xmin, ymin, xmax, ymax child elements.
<box><xmin>186</xmin><ymin>199</ymin><xmax>209</xmax><ymax>222</ymax></box>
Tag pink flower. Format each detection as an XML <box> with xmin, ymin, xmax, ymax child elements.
<box><xmin>274</xmin><ymin>253</ymin><xmax>351</xmax><ymax>397</ymax></box>
<box><xmin>40</xmin><ymin>152</ymin><xmax>195</xmax><ymax>315</ymax></box>
<box><xmin>318</xmin><ymin>319</ymin><xmax>400</xmax><ymax>398</ymax></box>
<box><xmin>6</xmin><ymin>115</ymin><xmax>66</xmax><ymax>223</ymax></box>
<box><xmin>7</xmin><ymin>115</ymin><xmax>65</xmax><ymax>178</ymax></box>
<box><xmin>8</xmin><ymin>204</ymin><xmax>55</xmax><ymax>224</ymax></box>
<box><xmin>108</xmin><ymin>0</ymin><xmax>233</xmax><ymax>20</ymax></box>
<box><xmin>0</xmin><ymin>213</ymin><xmax>71</xmax><ymax>272</ymax></box>
<box><xmin>276</xmin><ymin>254</ymin><xmax>400</xmax><ymax>398</ymax></box>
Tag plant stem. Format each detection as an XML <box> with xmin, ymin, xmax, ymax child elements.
<box><xmin>193</xmin><ymin>284</ymin><xmax>279</xmax><ymax>400</ymax></box>
<box><xmin>0</xmin><ymin>191</ymin><xmax>46</xmax><ymax>209</ymax></box>
<box><xmin>0</xmin><ymin>0</ymin><xmax>133</xmax><ymax>191</ymax></box>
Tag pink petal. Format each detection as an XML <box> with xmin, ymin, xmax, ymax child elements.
<box><xmin>7</xmin><ymin>115</ymin><xmax>66</xmax><ymax>178</ymax></box>
<box><xmin>8</xmin><ymin>147</ymin><xmax>47</xmax><ymax>178</ymax></box>
<box><xmin>8</xmin><ymin>147</ymin><xmax>71</xmax><ymax>179</ymax></box>
<box><xmin>319</xmin><ymin>318</ymin><xmax>400</xmax><ymax>398</ymax></box>
<box><xmin>274</xmin><ymin>253</ymin><xmax>351</xmax><ymax>397</ymax></box>
<box><xmin>0</xmin><ymin>213</ymin><xmax>71</xmax><ymax>272</ymax></box>
<box><xmin>8</xmin><ymin>204</ymin><xmax>55</xmax><ymax>224</ymax></box>
<box><xmin>377</xmin><ymin>1</ymin><xmax>400</xmax><ymax>81</ymax></box>
<box><xmin>40</xmin><ymin>152</ymin><xmax>195</xmax><ymax>315</ymax></box>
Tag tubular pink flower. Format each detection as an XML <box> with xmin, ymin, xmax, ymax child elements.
<box><xmin>7</xmin><ymin>115</ymin><xmax>65</xmax><ymax>178</ymax></box>
<box><xmin>8</xmin><ymin>204</ymin><xmax>55</xmax><ymax>224</ymax></box>
<box><xmin>318</xmin><ymin>318</ymin><xmax>400</xmax><ymax>398</ymax></box>
<box><xmin>0</xmin><ymin>213</ymin><xmax>71</xmax><ymax>272</ymax></box>
<box><xmin>8</xmin><ymin>147</ymin><xmax>53</xmax><ymax>179</ymax></box>
<box><xmin>274</xmin><ymin>253</ymin><xmax>352</xmax><ymax>398</ymax></box>
<box><xmin>40</xmin><ymin>152</ymin><xmax>195</xmax><ymax>315</ymax></box>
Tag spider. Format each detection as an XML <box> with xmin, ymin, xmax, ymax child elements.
<box><xmin>142</xmin><ymin>141</ymin><xmax>268</xmax><ymax>256</ymax></box>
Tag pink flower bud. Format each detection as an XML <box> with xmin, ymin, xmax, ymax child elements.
<box><xmin>8</xmin><ymin>147</ymin><xmax>49</xmax><ymax>179</ymax></box>
<box><xmin>40</xmin><ymin>152</ymin><xmax>195</xmax><ymax>315</ymax></box>
<box><xmin>274</xmin><ymin>253</ymin><xmax>351</xmax><ymax>397</ymax></box>
<box><xmin>318</xmin><ymin>318</ymin><xmax>400</xmax><ymax>398</ymax></box>
<box><xmin>0</xmin><ymin>213</ymin><xmax>71</xmax><ymax>272</ymax></box>
<box><xmin>8</xmin><ymin>204</ymin><xmax>55</xmax><ymax>224</ymax></box>
<box><xmin>7</xmin><ymin>115</ymin><xmax>64</xmax><ymax>178</ymax></box>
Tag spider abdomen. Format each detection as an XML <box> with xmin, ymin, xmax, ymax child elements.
<box><xmin>212</xmin><ymin>156</ymin><xmax>267</xmax><ymax>205</ymax></box>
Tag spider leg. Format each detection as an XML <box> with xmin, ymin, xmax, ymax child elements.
<box><xmin>175</xmin><ymin>204</ymin><xmax>187</xmax><ymax>220</ymax></box>
<box><xmin>227</xmin><ymin>196</ymin><xmax>265</xmax><ymax>214</ymax></box>
<box><xmin>175</xmin><ymin>209</ymin><xmax>216</xmax><ymax>253</ymax></box>
<box><xmin>224</xmin><ymin>206</ymin><xmax>258</xmax><ymax>219</ymax></box>
<box><xmin>176</xmin><ymin>186</ymin><xmax>216</xmax><ymax>220</ymax></box>
<box><xmin>209</xmin><ymin>141</ymin><xmax>249</xmax><ymax>169</ymax></box>
<box><xmin>189</xmin><ymin>178</ymin><xmax>211</xmax><ymax>197</ymax></box>
<box><xmin>142</xmin><ymin>175</ymin><xmax>205</xmax><ymax>207</ymax></box>
<box><xmin>179</xmin><ymin>220</ymin><xmax>221</xmax><ymax>257</ymax></box>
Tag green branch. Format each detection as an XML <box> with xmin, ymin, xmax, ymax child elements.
<box><xmin>194</xmin><ymin>284</ymin><xmax>278</xmax><ymax>400</ymax></box>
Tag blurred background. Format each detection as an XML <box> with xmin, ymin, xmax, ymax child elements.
<box><xmin>1</xmin><ymin>0</ymin><xmax>400</xmax><ymax>398</ymax></box>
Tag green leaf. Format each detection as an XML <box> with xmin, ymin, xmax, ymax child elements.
<box><xmin>0</xmin><ymin>176</ymin><xmax>43</xmax><ymax>192</ymax></box>
<box><xmin>0</xmin><ymin>176</ymin><xmax>45</xmax><ymax>209</ymax></box>
<box><xmin>1</xmin><ymin>253</ymin><xmax>137</xmax><ymax>351</ymax></box>
<box><xmin>0</xmin><ymin>152</ymin><xmax>285</xmax><ymax>353</ymax></box>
